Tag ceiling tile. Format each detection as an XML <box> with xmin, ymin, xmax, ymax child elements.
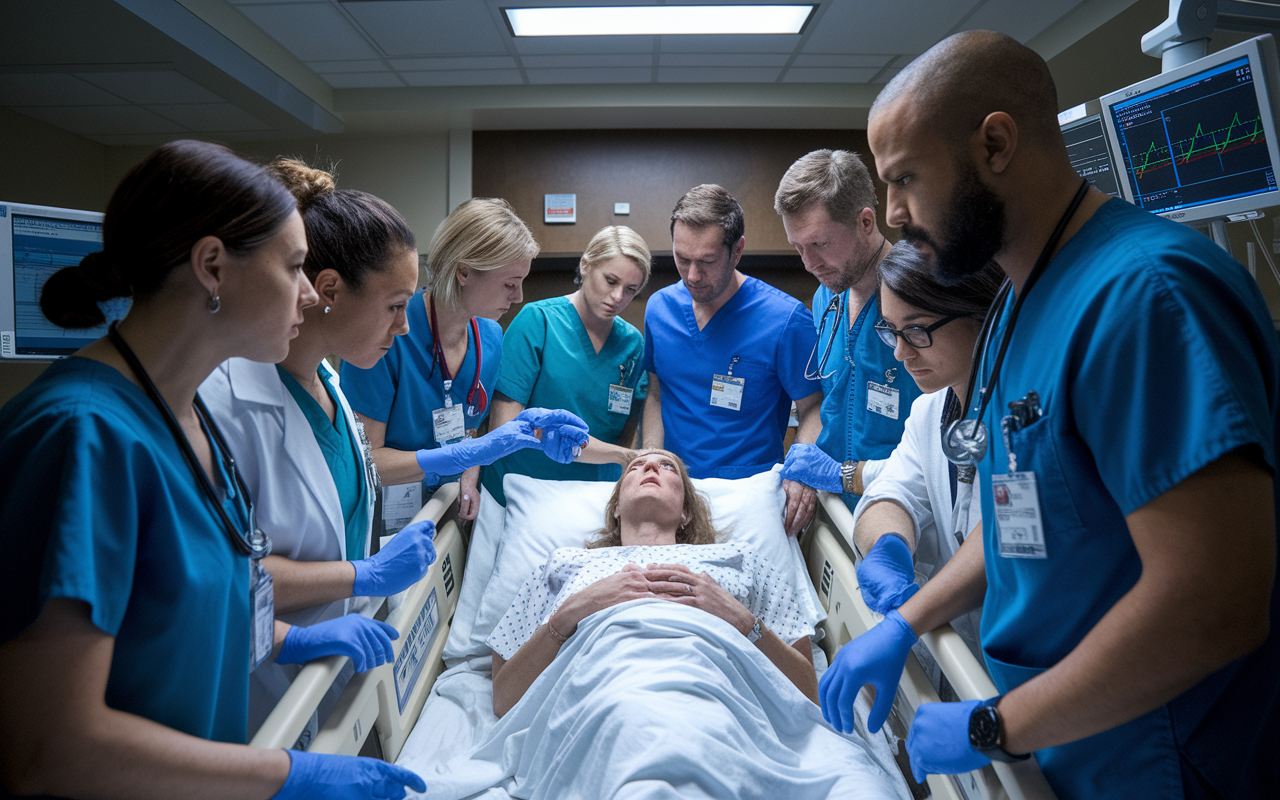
<box><xmin>525</xmin><ymin>66</ymin><xmax>652</xmax><ymax>84</ymax></box>
<box><xmin>238</xmin><ymin>2</ymin><xmax>380</xmax><ymax>61</ymax></box>
<box><xmin>388</xmin><ymin>56</ymin><xmax>516</xmax><ymax>71</ymax></box>
<box><xmin>782</xmin><ymin>66</ymin><xmax>883</xmax><ymax>83</ymax></box>
<box><xmin>520</xmin><ymin>54</ymin><xmax>652</xmax><ymax>69</ymax></box>
<box><xmin>343</xmin><ymin>0</ymin><xmax>508</xmax><ymax>56</ymax></box>
<box><xmin>960</xmin><ymin>0</ymin><xmax>1083</xmax><ymax>43</ymax></box>
<box><xmin>12</xmin><ymin>105</ymin><xmax>187</xmax><ymax>136</ymax></box>
<box><xmin>657</xmin><ymin>66</ymin><xmax>782</xmax><ymax>82</ymax></box>
<box><xmin>0</xmin><ymin>73</ymin><xmax>127</xmax><ymax>106</ymax></box>
<box><xmin>791</xmin><ymin>54</ymin><xmax>893</xmax><ymax>68</ymax></box>
<box><xmin>308</xmin><ymin>59</ymin><xmax>389</xmax><ymax>73</ymax></box>
<box><xmin>400</xmin><ymin>70</ymin><xmax>525</xmax><ymax>87</ymax></box>
<box><xmin>149</xmin><ymin>103</ymin><xmax>268</xmax><ymax>132</ymax></box>
<box><xmin>802</xmin><ymin>0</ymin><xmax>959</xmax><ymax>54</ymax></box>
<box><xmin>321</xmin><ymin>72</ymin><xmax>406</xmax><ymax>88</ymax></box>
<box><xmin>514</xmin><ymin>35</ymin><xmax>655</xmax><ymax>55</ymax></box>
<box><xmin>659</xmin><ymin>34</ymin><xmax>801</xmax><ymax>54</ymax></box>
<box><xmin>77</xmin><ymin>71</ymin><xmax>225</xmax><ymax>105</ymax></box>
<box><xmin>660</xmin><ymin>53</ymin><xmax>790</xmax><ymax>67</ymax></box>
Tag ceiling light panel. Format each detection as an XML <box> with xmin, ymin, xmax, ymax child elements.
<box><xmin>505</xmin><ymin>5</ymin><xmax>814</xmax><ymax>37</ymax></box>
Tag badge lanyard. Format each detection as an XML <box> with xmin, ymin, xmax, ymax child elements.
<box><xmin>608</xmin><ymin>358</ymin><xmax>636</xmax><ymax>415</ymax></box>
<box><xmin>710</xmin><ymin>355</ymin><xmax>745</xmax><ymax>411</ymax></box>
<box><xmin>427</xmin><ymin>294</ymin><xmax>487</xmax><ymax>418</ymax></box>
<box><xmin>107</xmin><ymin>324</ymin><xmax>274</xmax><ymax>667</ymax></box>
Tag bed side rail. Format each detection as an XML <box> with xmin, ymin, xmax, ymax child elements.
<box><xmin>807</xmin><ymin>491</ymin><xmax>1057</xmax><ymax>800</ymax></box>
<box><xmin>250</xmin><ymin>483</ymin><xmax>465</xmax><ymax>761</ymax></box>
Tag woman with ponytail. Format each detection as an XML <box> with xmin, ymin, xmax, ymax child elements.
<box><xmin>0</xmin><ymin>140</ymin><xmax>425</xmax><ymax>799</ymax></box>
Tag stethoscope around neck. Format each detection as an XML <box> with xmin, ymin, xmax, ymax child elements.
<box><xmin>941</xmin><ymin>178</ymin><xmax>1090</xmax><ymax>467</ymax></box>
<box><xmin>428</xmin><ymin>293</ymin><xmax>488</xmax><ymax>418</ymax></box>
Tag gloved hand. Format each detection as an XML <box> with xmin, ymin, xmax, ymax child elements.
<box><xmin>277</xmin><ymin>615</ymin><xmax>398</xmax><ymax>673</ymax></box>
<box><xmin>779</xmin><ymin>443</ymin><xmax>843</xmax><ymax>494</ymax></box>
<box><xmin>352</xmin><ymin>519</ymin><xmax>436</xmax><ymax>597</ymax></box>
<box><xmin>818</xmin><ymin>608</ymin><xmax>917</xmax><ymax>734</ymax></box>
<box><xmin>906</xmin><ymin>699</ymin><xmax>990</xmax><ymax>783</ymax></box>
<box><xmin>271</xmin><ymin>749</ymin><xmax>426</xmax><ymax>800</ymax></box>
<box><xmin>415</xmin><ymin>418</ymin><xmax>542</xmax><ymax>480</ymax></box>
<box><xmin>516</xmin><ymin>407</ymin><xmax>590</xmax><ymax>464</ymax></box>
<box><xmin>857</xmin><ymin>533</ymin><xmax>920</xmax><ymax>614</ymax></box>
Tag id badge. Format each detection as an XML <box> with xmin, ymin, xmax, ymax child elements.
<box><xmin>382</xmin><ymin>482</ymin><xmax>422</xmax><ymax>535</ymax></box>
<box><xmin>866</xmin><ymin>381</ymin><xmax>900</xmax><ymax>419</ymax></box>
<box><xmin>250</xmin><ymin>559</ymin><xmax>274</xmax><ymax>669</ymax></box>
<box><xmin>710</xmin><ymin>374</ymin><xmax>745</xmax><ymax>411</ymax></box>
<box><xmin>432</xmin><ymin>403</ymin><xmax>465</xmax><ymax>445</ymax></box>
<box><xmin>992</xmin><ymin>472</ymin><xmax>1047</xmax><ymax>559</ymax></box>
<box><xmin>608</xmin><ymin>383</ymin><xmax>634</xmax><ymax>415</ymax></box>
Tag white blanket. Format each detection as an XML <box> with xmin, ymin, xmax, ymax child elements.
<box><xmin>404</xmin><ymin>600</ymin><xmax>909</xmax><ymax>800</ymax></box>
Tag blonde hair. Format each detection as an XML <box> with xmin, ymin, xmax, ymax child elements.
<box><xmin>426</xmin><ymin>197</ymin><xmax>539</xmax><ymax>309</ymax></box>
<box><xmin>577</xmin><ymin>225</ymin><xmax>652</xmax><ymax>289</ymax></box>
<box><xmin>774</xmin><ymin>149</ymin><xmax>877</xmax><ymax>226</ymax></box>
<box><xmin>587</xmin><ymin>450</ymin><xmax>720</xmax><ymax>549</ymax></box>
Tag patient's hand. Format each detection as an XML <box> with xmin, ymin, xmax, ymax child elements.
<box><xmin>550</xmin><ymin>563</ymin><xmax>656</xmax><ymax>637</ymax></box>
<box><xmin>644</xmin><ymin>563</ymin><xmax>755</xmax><ymax>635</ymax></box>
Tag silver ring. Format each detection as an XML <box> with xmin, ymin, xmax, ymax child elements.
<box><xmin>686</xmin><ymin>584</ymin><xmax>692</xmax><ymax>594</ymax></box>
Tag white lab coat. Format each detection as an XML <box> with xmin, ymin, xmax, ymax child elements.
<box><xmin>200</xmin><ymin>357</ymin><xmax>379</xmax><ymax>741</ymax></box>
<box><xmin>853</xmin><ymin>389</ymin><xmax>985</xmax><ymax>670</ymax></box>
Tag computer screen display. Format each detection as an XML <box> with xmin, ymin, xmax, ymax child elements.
<box><xmin>0</xmin><ymin>202</ymin><xmax>106</xmax><ymax>359</ymax></box>
<box><xmin>1061</xmin><ymin>112</ymin><xmax>1122</xmax><ymax>198</ymax></box>
<box><xmin>1102</xmin><ymin>35</ymin><xmax>1280</xmax><ymax>223</ymax></box>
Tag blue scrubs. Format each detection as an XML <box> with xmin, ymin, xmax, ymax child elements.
<box><xmin>812</xmin><ymin>287</ymin><xmax>922</xmax><ymax>512</ymax></box>
<box><xmin>341</xmin><ymin>289</ymin><xmax>502</xmax><ymax>487</ymax></box>
<box><xmin>973</xmin><ymin>199</ymin><xmax>1280</xmax><ymax>798</ymax></box>
<box><xmin>643</xmin><ymin>276</ymin><xmax>820</xmax><ymax>479</ymax></box>
<box><xmin>0</xmin><ymin>358</ymin><xmax>251</xmax><ymax>743</ymax></box>
<box><xmin>482</xmin><ymin>296</ymin><xmax>646</xmax><ymax>505</ymax></box>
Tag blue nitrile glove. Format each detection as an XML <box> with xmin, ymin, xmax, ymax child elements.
<box><xmin>516</xmin><ymin>407</ymin><xmax>590</xmax><ymax>464</ymax></box>
<box><xmin>779</xmin><ymin>443</ymin><xmax>843</xmax><ymax>494</ymax></box>
<box><xmin>818</xmin><ymin>608</ymin><xmax>918</xmax><ymax>734</ymax></box>
<box><xmin>414</xmin><ymin>418</ymin><xmax>543</xmax><ymax>480</ymax></box>
<box><xmin>352</xmin><ymin>519</ymin><xmax>436</xmax><ymax>597</ymax></box>
<box><xmin>277</xmin><ymin>615</ymin><xmax>398</xmax><ymax>673</ymax></box>
<box><xmin>857</xmin><ymin>533</ymin><xmax>920</xmax><ymax>615</ymax></box>
<box><xmin>272</xmin><ymin>749</ymin><xmax>426</xmax><ymax>800</ymax></box>
<box><xmin>906</xmin><ymin>699</ymin><xmax>990</xmax><ymax>783</ymax></box>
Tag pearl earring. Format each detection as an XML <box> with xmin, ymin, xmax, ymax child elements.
<box><xmin>324</xmin><ymin>306</ymin><xmax>331</xmax><ymax>314</ymax></box>
<box><xmin>206</xmin><ymin>293</ymin><xmax>220</xmax><ymax>314</ymax></box>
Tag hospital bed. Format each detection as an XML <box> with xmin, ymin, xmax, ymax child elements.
<box><xmin>251</xmin><ymin>475</ymin><xmax>1058</xmax><ymax>800</ymax></box>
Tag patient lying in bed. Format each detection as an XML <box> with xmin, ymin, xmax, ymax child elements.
<box><xmin>403</xmin><ymin>451</ymin><xmax>910</xmax><ymax>800</ymax></box>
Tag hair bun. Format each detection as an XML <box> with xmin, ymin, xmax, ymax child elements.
<box><xmin>268</xmin><ymin>157</ymin><xmax>336</xmax><ymax>211</ymax></box>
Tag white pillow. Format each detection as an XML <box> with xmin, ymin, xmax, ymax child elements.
<box><xmin>441</xmin><ymin>484</ymin><xmax>506</xmax><ymax>666</ymax></box>
<box><xmin>449</xmin><ymin>466</ymin><xmax>823</xmax><ymax>662</ymax></box>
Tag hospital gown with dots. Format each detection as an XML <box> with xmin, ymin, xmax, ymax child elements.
<box><xmin>488</xmin><ymin>541</ymin><xmax>815</xmax><ymax>659</ymax></box>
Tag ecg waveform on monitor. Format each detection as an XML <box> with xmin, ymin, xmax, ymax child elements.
<box><xmin>1130</xmin><ymin>113</ymin><xmax>1266</xmax><ymax>179</ymax></box>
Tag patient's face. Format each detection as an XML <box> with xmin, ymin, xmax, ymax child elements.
<box><xmin>617</xmin><ymin>451</ymin><xmax>685</xmax><ymax>525</ymax></box>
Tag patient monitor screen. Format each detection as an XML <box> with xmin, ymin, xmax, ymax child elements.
<box><xmin>1110</xmin><ymin>55</ymin><xmax>1278</xmax><ymax>216</ymax></box>
<box><xmin>9</xmin><ymin>213</ymin><xmax>104</xmax><ymax>356</ymax></box>
<box><xmin>1062</xmin><ymin>114</ymin><xmax>1122</xmax><ymax>198</ymax></box>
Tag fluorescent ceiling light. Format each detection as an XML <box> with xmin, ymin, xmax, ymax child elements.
<box><xmin>504</xmin><ymin>5</ymin><xmax>814</xmax><ymax>36</ymax></box>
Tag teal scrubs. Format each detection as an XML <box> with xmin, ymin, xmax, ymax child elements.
<box><xmin>278</xmin><ymin>365</ymin><xmax>370</xmax><ymax>561</ymax></box>
<box><xmin>481</xmin><ymin>296</ymin><xmax>646</xmax><ymax>505</ymax></box>
<box><xmin>0</xmin><ymin>358</ymin><xmax>251</xmax><ymax>743</ymax></box>
<box><xmin>341</xmin><ymin>289</ymin><xmax>502</xmax><ymax>489</ymax></box>
<box><xmin>812</xmin><ymin>288</ymin><xmax>921</xmax><ymax>512</ymax></box>
<box><xmin>973</xmin><ymin>199</ymin><xmax>1280</xmax><ymax>798</ymax></box>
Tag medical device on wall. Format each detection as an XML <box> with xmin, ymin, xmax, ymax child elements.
<box><xmin>1100</xmin><ymin>34</ymin><xmax>1280</xmax><ymax>227</ymax></box>
<box><xmin>0</xmin><ymin>201</ymin><xmax>105</xmax><ymax>360</ymax></box>
<box><xmin>1058</xmin><ymin>100</ymin><xmax>1124</xmax><ymax>199</ymax></box>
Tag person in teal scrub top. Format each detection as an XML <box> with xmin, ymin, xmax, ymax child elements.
<box><xmin>482</xmin><ymin>225</ymin><xmax>652</xmax><ymax>506</ymax></box>
<box><xmin>0</xmin><ymin>140</ymin><xmax>424</xmax><ymax>798</ymax></box>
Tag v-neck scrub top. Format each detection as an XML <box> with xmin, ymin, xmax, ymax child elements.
<box><xmin>643</xmin><ymin>276</ymin><xmax>820</xmax><ymax>479</ymax></box>
<box><xmin>0</xmin><ymin>357</ymin><xmax>251</xmax><ymax>743</ymax></box>
<box><xmin>482</xmin><ymin>296</ymin><xmax>646</xmax><ymax>505</ymax></box>
<box><xmin>341</xmin><ymin>289</ymin><xmax>503</xmax><ymax>487</ymax></box>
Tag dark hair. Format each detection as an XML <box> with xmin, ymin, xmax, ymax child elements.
<box><xmin>40</xmin><ymin>140</ymin><xmax>296</xmax><ymax>329</ymax></box>
<box><xmin>670</xmin><ymin>184</ymin><xmax>745</xmax><ymax>251</ymax></box>
<box><xmin>269</xmin><ymin>158</ymin><xmax>416</xmax><ymax>292</ymax></box>
<box><xmin>877</xmin><ymin>239</ymin><xmax>1004</xmax><ymax>320</ymax></box>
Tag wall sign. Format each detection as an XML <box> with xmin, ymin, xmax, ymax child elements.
<box><xmin>544</xmin><ymin>193</ymin><xmax>576</xmax><ymax>223</ymax></box>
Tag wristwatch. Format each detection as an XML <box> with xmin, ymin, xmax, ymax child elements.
<box><xmin>746</xmin><ymin>617</ymin><xmax>764</xmax><ymax>643</ymax></box>
<box><xmin>840</xmin><ymin>460</ymin><xmax>858</xmax><ymax>495</ymax></box>
<box><xmin>968</xmin><ymin>696</ymin><xmax>1030</xmax><ymax>762</ymax></box>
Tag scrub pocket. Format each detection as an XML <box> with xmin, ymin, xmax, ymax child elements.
<box><xmin>1007</xmin><ymin>415</ymin><xmax>1085</xmax><ymax>538</ymax></box>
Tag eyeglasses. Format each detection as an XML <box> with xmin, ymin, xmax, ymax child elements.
<box><xmin>874</xmin><ymin>314</ymin><xmax>961</xmax><ymax>349</ymax></box>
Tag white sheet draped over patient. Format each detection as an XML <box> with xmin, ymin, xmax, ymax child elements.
<box><xmin>406</xmin><ymin>597</ymin><xmax>908</xmax><ymax>800</ymax></box>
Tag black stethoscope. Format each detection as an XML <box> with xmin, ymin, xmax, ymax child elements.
<box><xmin>942</xmin><ymin>178</ymin><xmax>1091</xmax><ymax>467</ymax></box>
<box><xmin>803</xmin><ymin>236</ymin><xmax>889</xmax><ymax>381</ymax></box>
<box><xmin>107</xmin><ymin>324</ymin><xmax>267</xmax><ymax>558</ymax></box>
<box><xmin>428</xmin><ymin>293</ymin><xmax>488</xmax><ymax>418</ymax></box>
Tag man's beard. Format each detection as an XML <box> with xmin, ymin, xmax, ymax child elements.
<box><xmin>824</xmin><ymin>237</ymin><xmax>883</xmax><ymax>294</ymax></box>
<box><xmin>900</xmin><ymin>161</ymin><xmax>1006</xmax><ymax>285</ymax></box>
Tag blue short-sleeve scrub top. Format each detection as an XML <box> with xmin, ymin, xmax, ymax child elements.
<box><xmin>643</xmin><ymin>276</ymin><xmax>821</xmax><ymax>479</ymax></box>
<box><xmin>482</xmin><ymin>296</ymin><xmax>646</xmax><ymax>505</ymax></box>
<box><xmin>0</xmin><ymin>357</ymin><xmax>252</xmax><ymax>743</ymax></box>
<box><xmin>972</xmin><ymin>199</ymin><xmax>1280</xmax><ymax>798</ymax></box>
<box><xmin>341</xmin><ymin>289</ymin><xmax>503</xmax><ymax>488</ymax></box>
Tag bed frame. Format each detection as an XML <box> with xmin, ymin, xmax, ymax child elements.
<box><xmin>252</xmin><ymin>483</ymin><xmax>1058</xmax><ymax>800</ymax></box>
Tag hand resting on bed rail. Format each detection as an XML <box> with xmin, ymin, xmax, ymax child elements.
<box><xmin>490</xmin><ymin>449</ymin><xmax>817</xmax><ymax>717</ymax></box>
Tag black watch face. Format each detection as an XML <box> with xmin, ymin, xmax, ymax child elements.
<box><xmin>969</xmin><ymin>705</ymin><xmax>1001</xmax><ymax>749</ymax></box>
